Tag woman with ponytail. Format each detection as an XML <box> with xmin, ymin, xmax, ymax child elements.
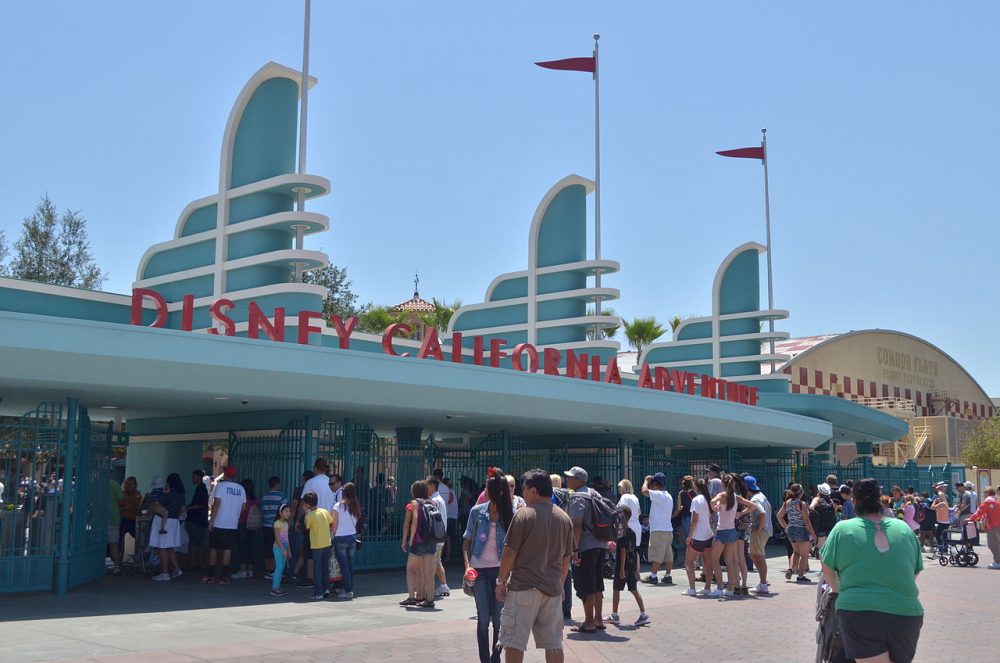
<box><xmin>821</xmin><ymin>478</ymin><xmax>924</xmax><ymax>663</ymax></box>
<box><xmin>709</xmin><ymin>474</ymin><xmax>757</xmax><ymax>598</ymax></box>
<box><xmin>463</xmin><ymin>467</ymin><xmax>514</xmax><ymax>663</ymax></box>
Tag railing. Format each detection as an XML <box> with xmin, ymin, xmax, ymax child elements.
<box><xmin>846</xmin><ymin>396</ymin><xmax>916</xmax><ymax>418</ymax></box>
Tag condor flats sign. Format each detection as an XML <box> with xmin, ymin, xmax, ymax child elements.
<box><xmin>131</xmin><ymin>288</ymin><xmax>760</xmax><ymax>406</ymax></box>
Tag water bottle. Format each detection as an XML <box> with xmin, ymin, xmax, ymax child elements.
<box><xmin>465</xmin><ymin>567</ymin><xmax>478</xmax><ymax>582</ymax></box>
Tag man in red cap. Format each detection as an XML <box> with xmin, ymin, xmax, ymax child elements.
<box><xmin>201</xmin><ymin>466</ymin><xmax>246</xmax><ymax>584</ymax></box>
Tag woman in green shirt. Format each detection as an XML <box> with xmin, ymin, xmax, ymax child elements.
<box><xmin>820</xmin><ymin>478</ymin><xmax>923</xmax><ymax>663</ymax></box>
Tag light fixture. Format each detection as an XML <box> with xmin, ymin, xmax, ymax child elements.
<box><xmin>100</xmin><ymin>405</ymin><xmax>119</xmax><ymax>410</ymax></box>
<box><xmin>291</xmin><ymin>186</ymin><xmax>312</xmax><ymax>194</ymax></box>
<box><xmin>212</xmin><ymin>397</ymin><xmax>230</xmax><ymax>401</ymax></box>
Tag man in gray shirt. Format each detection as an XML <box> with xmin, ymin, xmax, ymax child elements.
<box><xmin>565</xmin><ymin>466</ymin><xmax>608</xmax><ymax>633</ymax></box>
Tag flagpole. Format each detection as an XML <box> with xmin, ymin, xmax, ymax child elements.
<box><xmin>593</xmin><ymin>33</ymin><xmax>602</xmax><ymax>338</ymax></box>
<box><xmin>294</xmin><ymin>0</ymin><xmax>312</xmax><ymax>282</ymax></box>
<box><xmin>762</xmin><ymin>127</ymin><xmax>775</xmax><ymax>371</ymax></box>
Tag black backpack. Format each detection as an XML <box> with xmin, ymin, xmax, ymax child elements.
<box><xmin>812</xmin><ymin>497</ymin><xmax>837</xmax><ymax>533</ymax></box>
<box><xmin>580</xmin><ymin>491</ymin><xmax>628</xmax><ymax>542</ymax></box>
<box><xmin>417</xmin><ymin>498</ymin><xmax>447</xmax><ymax>543</ymax></box>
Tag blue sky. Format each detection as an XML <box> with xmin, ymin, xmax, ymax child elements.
<box><xmin>1</xmin><ymin>2</ymin><xmax>997</xmax><ymax>394</ymax></box>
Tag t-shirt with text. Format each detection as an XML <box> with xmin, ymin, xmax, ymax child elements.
<box><xmin>212</xmin><ymin>480</ymin><xmax>246</xmax><ymax>530</ymax></box>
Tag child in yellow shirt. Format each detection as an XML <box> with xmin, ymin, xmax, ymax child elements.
<box><xmin>302</xmin><ymin>493</ymin><xmax>333</xmax><ymax>600</ymax></box>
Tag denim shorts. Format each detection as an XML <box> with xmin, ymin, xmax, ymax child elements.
<box><xmin>715</xmin><ymin>528</ymin><xmax>740</xmax><ymax>544</ymax></box>
<box><xmin>786</xmin><ymin>526</ymin><xmax>809</xmax><ymax>543</ymax></box>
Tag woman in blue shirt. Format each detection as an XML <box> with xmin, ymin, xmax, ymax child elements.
<box><xmin>463</xmin><ymin>468</ymin><xmax>514</xmax><ymax>663</ymax></box>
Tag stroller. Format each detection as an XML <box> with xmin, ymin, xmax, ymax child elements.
<box><xmin>815</xmin><ymin>573</ymin><xmax>852</xmax><ymax>663</ymax></box>
<box><xmin>932</xmin><ymin>520</ymin><xmax>979</xmax><ymax>567</ymax></box>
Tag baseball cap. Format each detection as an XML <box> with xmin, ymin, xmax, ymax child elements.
<box><xmin>744</xmin><ymin>475</ymin><xmax>760</xmax><ymax>492</ymax></box>
<box><xmin>223</xmin><ymin>466</ymin><xmax>237</xmax><ymax>478</ymax></box>
<box><xmin>651</xmin><ymin>472</ymin><xmax>667</xmax><ymax>485</ymax></box>
<box><xmin>707</xmin><ymin>463</ymin><xmax>723</xmax><ymax>473</ymax></box>
<box><xmin>150</xmin><ymin>476</ymin><xmax>164</xmax><ymax>490</ymax></box>
<box><xmin>839</xmin><ymin>484</ymin><xmax>850</xmax><ymax>494</ymax></box>
<box><xmin>817</xmin><ymin>483</ymin><xmax>831</xmax><ymax>496</ymax></box>
<box><xmin>564</xmin><ymin>466</ymin><xmax>588</xmax><ymax>483</ymax></box>
<box><xmin>964</xmin><ymin>481</ymin><xmax>975</xmax><ymax>490</ymax></box>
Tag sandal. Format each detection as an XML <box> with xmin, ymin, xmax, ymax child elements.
<box><xmin>570</xmin><ymin>625</ymin><xmax>597</xmax><ymax>633</ymax></box>
<box><xmin>399</xmin><ymin>597</ymin><xmax>418</xmax><ymax>606</ymax></box>
<box><xmin>417</xmin><ymin>600</ymin><xmax>435</xmax><ymax>608</ymax></box>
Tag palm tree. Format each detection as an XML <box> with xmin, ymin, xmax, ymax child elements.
<box><xmin>357</xmin><ymin>306</ymin><xmax>406</xmax><ymax>334</ymax></box>
<box><xmin>669</xmin><ymin>315</ymin><xmax>682</xmax><ymax>333</ymax></box>
<box><xmin>431</xmin><ymin>298</ymin><xmax>462</xmax><ymax>333</ymax></box>
<box><xmin>586</xmin><ymin>306</ymin><xmax>619</xmax><ymax>340</ymax></box>
<box><xmin>623</xmin><ymin>317</ymin><xmax>667</xmax><ymax>358</ymax></box>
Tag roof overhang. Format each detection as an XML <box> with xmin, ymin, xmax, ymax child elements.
<box><xmin>756</xmin><ymin>392</ymin><xmax>909</xmax><ymax>443</ymax></box>
<box><xmin>0</xmin><ymin>312</ymin><xmax>832</xmax><ymax>449</ymax></box>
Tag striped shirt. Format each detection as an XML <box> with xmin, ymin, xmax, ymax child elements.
<box><xmin>260</xmin><ymin>489</ymin><xmax>287</xmax><ymax>527</ymax></box>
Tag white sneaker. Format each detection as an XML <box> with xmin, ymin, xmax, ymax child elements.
<box><xmin>230</xmin><ymin>571</ymin><xmax>247</xmax><ymax>580</ymax></box>
<box><xmin>706</xmin><ymin>589</ymin><xmax>723</xmax><ymax>598</ymax></box>
<box><xmin>604</xmin><ymin>613</ymin><xmax>620</xmax><ymax>624</ymax></box>
<box><xmin>681</xmin><ymin>588</ymin><xmax>698</xmax><ymax>596</ymax></box>
<box><xmin>634</xmin><ymin>612</ymin><xmax>651</xmax><ymax>626</ymax></box>
<box><xmin>721</xmin><ymin>589</ymin><xmax>734</xmax><ymax>598</ymax></box>
<box><xmin>152</xmin><ymin>572</ymin><xmax>172</xmax><ymax>581</ymax></box>
<box><xmin>752</xmin><ymin>583</ymin><xmax>769</xmax><ymax>595</ymax></box>
<box><xmin>434</xmin><ymin>585</ymin><xmax>450</xmax><ymax>597</ymax></box>
<box><xmin>171</xmin><ymin>569</ymin><xmax>183</xmax><ymax>579</ymax></box>
<box><xmin>988</xmin><ymin>563</ymin><xmax>1000</xmax><ymax>569</ymax></box>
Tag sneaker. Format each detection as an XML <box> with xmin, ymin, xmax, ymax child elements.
<box><xmin>681</xmin><ymin>588</ymin><xmax>698</xmax><ymax>596</ymax></box>
<box><xmin>988</xmin><ymin>563</ymin><xmax>1000</xmax><ymax>570</ymax></box>
<box><xmin>199</xmin><ymin>576</ymin><xmax>215</xmax><ymax>584</ymax></box>
<box><xmin>246</xmin><ymin>570</ymin><xmax>253</xmax><ymax>579</ymax></box>
<box><xmin>297</xmin><ymin>579</ymin><xmax>314</xmax><ymax>588</ymax></box>
<box><xmin>705</xmin><ymin>589</ymin><xmax>723</xmax><ymax>598</ymax></box>
<box><xmin>337</xmin><ymin>591</ymin><xmax>354</xmax><ymax>599</ymax></box>
<box><xmin>753</xmin><ymin>583</ymin><xmax>769</xmax><ymax>595</ymax></box>
<box><xmin>323</xmin><ymin>589</ymin><xmax>331</xmax><ymax>598</ymax></box>
<box><xmin>634</xmin><ymin>613</ymin><xmax>651</xmax><ymax>626</ymax></box>
<box><xmin>641</xmin><ymin>574</ymin><xmax>659</xmax><ymax>584</ymax></box>
<box><xmin>171</xmin><ymin>569</ymin><xmax>183</xmax><ymax>579</ymax></box>
<box><xmin>796</xmin><ymin>575</ymin><xmax>813</xmax><ymax>584</ymax></box>
<box><xmin>264</xmin><ymin>572</ymin><xmax>274</xmax><ymax>580</ymax></box>
<box><xmin>269</xmin><ymin>588</ymin><xmax>287</xmax><ymax>597</ymax></box>
<box><xmin>720</xmin><ymin>589</ymin><xmax>733</xmax><ymax>598</ymax></box>
<box><xmin>230</xmin><ymin>571</ymin><xmax>246</xmax><ymax>580</ymax></box>
<box><xmin>784</xmin><ymin>568</ymin><xmax>794</xmax><ymax>580</ymax></box>
<box><xmin>152</xmin><ymin>572</ymin><xmax>172</xmax><ymax>581</ymax></box>
<box><xmin>604</xmin><ymin>614</ymin><xmax>620</xmax><ymax>624</ymax></box>
<box><xmin>310</xmin><ymin>594</ymin><xmax>325</xmax><ymax>600</ymax></box>
<box><xmin>662</xmin><ymin>575</ymin><xmax>673</xmax><ymax>585</ymax></box>
<box><xmin>435</xmin><ymin>585</ymin><xmax>451</xmax><ymax>597</ymax></box>
<box><xmin>218</xmin><ymin>576</ymin><xmax>229</xmax><ymax>585</ymax></box>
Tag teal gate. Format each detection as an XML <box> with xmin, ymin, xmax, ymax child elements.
<box><xmin>0</xmin><ymin>401</ymin><xmax>115</xmax><ymax>594</ymax></box>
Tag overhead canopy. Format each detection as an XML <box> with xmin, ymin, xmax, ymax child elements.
<box><xmin>0</xmin><ymin>311</ymin><xmax>833</xmax><ymax>449</ymax></box>
<box><xmin>757</xmin><ymin>392</ymin><xmax>910</xmax><ymax>443</ymax></box>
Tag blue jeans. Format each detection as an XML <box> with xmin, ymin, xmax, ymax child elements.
<box><xmin>472</xmin><ymin>566</ymin><xmax>502</xmax><ymax>663</ymax></box>
<box><xmin>288</xmin><ymin>529</ymin><xmax>304</xmax><ymax>579</ymax></box>
<box><xmin>272</xmin><ymin>546</ymin><xmax>286</xmax><ymax>590</ymax></box>
<box><xmin>562</xmin><ymin>566</ymin><xmax>573</xmax><ymax>617</ymax></box>
<box><xmin>333</xmin><ymin>535</ymin><xmax>356</xmax><ymax>593</ymax></box>
<box><xmin>313</xmin><ymin>546</ymin><xmax>332</xmax><ymax>596</ymax></box>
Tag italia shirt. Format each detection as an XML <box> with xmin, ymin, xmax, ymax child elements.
<box><xmin>212</xmin><ymin>480</ymin><xmax>246</xmax><ymax>530</ymax></box>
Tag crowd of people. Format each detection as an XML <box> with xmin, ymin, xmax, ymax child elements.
<box><xmin>103</xmin><ymin>457</ymin><xmax>1000</xmax><ymax>663</ymax></box>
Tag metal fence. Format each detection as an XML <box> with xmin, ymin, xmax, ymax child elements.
<box><xmin>0</xmin><ymin>401</ymin><xmax>116</xmax><ymax>594</ymax></box>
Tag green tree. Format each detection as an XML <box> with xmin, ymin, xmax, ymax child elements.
<box><xmin>669</xmin><ymin>315</ymin><xmax>682</xmax><ymax>332</ymax></box>
<box><xmin>431</xmin><ymin>298</ymin><xmax>462</xmax><ymax>333</ymax></box>
<box><xmin>962</xmin><ymin>417</ymin><xmax>1000</xmax><ymax>467</ymax></box>
<box><xmin>9</xmin><ymin>196</ymin><xmax>105</xmax><ymax>288</ymax></box>
<box><xmin>357</xmin><ymin>305</ymin><xmax>406</xmax><ymax>334</ymax></box>
<box><xmin>623</xmin><ymin>316</ymin><xmax>667</xmax><ymax>358</ymax></box>
<box><xmin>302</xmin><ymin>264</ymin><xmax>364</xmax><ymax>320</ymax></box>
<box><xmin>586</xmin><ymin>306</ymin><xmax>619</xmax><ymax>340</ymax></box>
<box><xmin>0</xmin><ymin>228</ymin><xmax>8</xmax><ymax>274</ymax></box>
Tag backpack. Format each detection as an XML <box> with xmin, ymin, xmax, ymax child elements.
<box><xmin>913</xmin><ymin>500</ymin><xmax>926</xmax><ymax>523</ymax></box>
<box><xmin>812</xmin><ymin>498</ymin><xmax>836</xmax><ymax>533</ymax></box>
<box><xmin>246</xmin><ymin>503</ymin><xmax>263</xmax><ymax>531</ymax></box>
<box><xmin>580</xmin><ymin>491</ymin><xmax>628</xmax><ymax>542</ymax></box>
<box><xmin>417</xmin><ymin>498</ymin><xmax>447</xmax><ymax>543</ymax></box>
<box><xmin>551</xmin><ymin>487</ymin><xmax>573</xmax><ymax>511</ymax></box>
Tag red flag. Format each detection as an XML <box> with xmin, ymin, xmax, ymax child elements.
<box><xmin>716</xmin><ymin>146</ymin><xmax>765</xmax><ymax>161</ymax></box>
<box><xmin>535</xmin><ymin>57</ymin><xmax>595</xmax><ymax>73</ymax></box>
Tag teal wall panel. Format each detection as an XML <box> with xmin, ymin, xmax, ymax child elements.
<box><xmin>226</xmin><ymin>265</ymin><xmax>294</xmax><ymax>293</ymax></box>
<box><xmin>229</xmin><ymin>192</ymin><xmax>293</xmax><ymax>224</ymax></box>
<box><xmin>536</xmin><ymin>185</ymin><xmax>587</xmax><ymax>268</ymax></box>
<box><xmin>678</xmin><ymin>321</ymin><xmax>712</xmax><ymax>341</ymax></box>
<box><xmin>537</xmin><ymin>298</ymin><xmax>584</xmax><ymax>322</ymax></box>
<box><xmin>142</xmin><ymin>240</ymin><xmax>216</xmax><ymax>279</ymax></box>
<box><xmin>147</xmin><ymin>275</ymin><xmax>214</xmax><ymax>302</ymax></box>
<box><xmin>0</xmin><ymin>286</ymin><xmax>129</xmax><ymax>324</ymax></box>
<box><xmin>489</xmin><ymin>277</ymin><xmax>528</xmax><ymax>301</ymax></box>
<box><xmin>230</xmin><ymin>77</ymin><xmax>298</xmax><ymax>188</ymax></box>
<box><xmin>719</xmin><ymin>249</ymin><xmax>760</xmax><ymax>315</ymax></box>
<box><xmin>227</xmin><ymin>229</ymin><xmax>291</xmax><ymax>260</ymax></box>
<box><xmin>536</xmin><ymin>271</ymin><xmax>585</xmax><ymax>295</ymax></box>
<box><xmin>179</xmin><ymin>204</ymin><xmax>218</xmax><ymax>237</ymax></box>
